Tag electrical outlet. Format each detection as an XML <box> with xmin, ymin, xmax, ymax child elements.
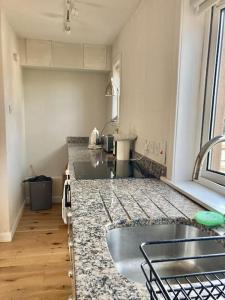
<box><xmin>158</xmin><ymin>140</ymin><xmax>167</xmax><ymax>165</ymax></box>
<box><xmin>149</xmin><ymin>141</ymin><xmax>154</xmax><ymax>154</ymax></box>
<box><xmin>143</xmin><ymin>140</ymin><xmax>167</xmax><ymax>163</ymax></box>
<box><xmin>154</xmin><ymin>142</ymin><xmax>160</xmax><ymax>156</ymax></box>
<box><xmin>144</xmin><ymin>139</ymin><xmax>149</xmax><ymax>154</ymax></box>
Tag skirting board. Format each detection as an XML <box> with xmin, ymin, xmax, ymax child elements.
<box><xmin>0</xmin><ymin>201</ymin><xmax>25</xmax><ymax>242</ymax></box>
<box><xmin>53</xmin><ymin>196</ymin><xmax>62</xmax><ymax>203</ymax></box>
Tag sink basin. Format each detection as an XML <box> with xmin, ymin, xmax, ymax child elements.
<box><xmin>106</xmin><ymin>224</ymin><xmax>225</xmax><ymax>284</ymax></box>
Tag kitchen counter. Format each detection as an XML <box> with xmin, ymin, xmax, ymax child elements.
<box><xmin>68</xmin><ymin>142</ymin><xmax>206</xmax><ymax>299</ymax></box>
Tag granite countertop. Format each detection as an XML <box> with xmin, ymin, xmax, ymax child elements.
<box><xmin>68</xmin><ymin>142</ymin><xmax>208</xmax><ymax>299</ymax></box>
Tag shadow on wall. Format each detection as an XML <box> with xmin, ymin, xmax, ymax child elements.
<box><xmin>24</xmin><ymin>144</ymin><xmax>68</xmax><ymax>204</ymax></box>
<box><xmin>28</xmin><ymin>144</ymin><xmax>68</xmax><ymax>177</ymax></box>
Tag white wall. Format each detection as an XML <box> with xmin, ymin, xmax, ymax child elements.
<box><xmin>0</xmin><ymin>11</ymin><xmax>26</xmax><ymax>241</ymax></box>
<box><xmin>24</xmin><ymin>69</ymin><xmax>107</xmax><ymax>184</ymax></box>
<box><xmin>0</xmin><ymin>11</ymin><xmax>10</xmax><ymax>237</ymax></box>
<box><xmin>112</xmin><ymin>0</ymin><xmax>182</xmax><ymax>171</ymax></box>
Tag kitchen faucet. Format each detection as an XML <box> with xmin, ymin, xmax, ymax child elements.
<box><xmin>192</xmin><ymin>135</ymin><xmax>225</xmax><ymax>180</ymax></box>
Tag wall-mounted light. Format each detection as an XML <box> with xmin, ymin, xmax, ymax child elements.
<box><xmin>105</xmin><ymin>77</ymin><xmax>117</xmax><ymax>97</ymax></box>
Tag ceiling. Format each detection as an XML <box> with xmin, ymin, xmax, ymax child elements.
<box><xmin>0</xmin><ymin>0</ymin><xmax>141</xmax><ymax>45</ymax></box>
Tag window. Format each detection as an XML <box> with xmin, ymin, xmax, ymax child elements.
<box><xmin>112</xmin><ymin>58</ymin><xmax>120</xmax><ymax>120</ymax></box>
<box><xmin>202</xmin><ymin>3</ymin><xmax>225</xmax><ymax>185</ymax></box>
<box><xmin>110</xmin><ymin>58</ymin><xmax>121</xmax><ymax>121</ymax></box>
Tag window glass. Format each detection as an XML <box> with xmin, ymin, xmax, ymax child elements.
<box><xmin>208</xmin><ymin>9</ymin><xmax>225</xmax><ymax>175</ymax></box>
<box><xmin>112</xmin><ymin>60</ymin><xmax>120</xmax><ymax>120</ymax></box>
<box><xmin>201</xmin><ymin>5</ymin><xmax>225</xmax><ymax>186</ymax></box>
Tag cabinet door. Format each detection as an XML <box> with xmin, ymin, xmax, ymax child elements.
<box><xmin>26</xmin><ymin>39</ymin><xmax>52</xmax><ymax>67</ymax></box>
<box><xmin>52</xmin><ymin>42</ymin><xmax>83</xmax><ymax>69</ymax></box>
<box><xmin>84</xmin><ymin>45</ymin><xmax>107</xmax><ymax>70</ymax></box>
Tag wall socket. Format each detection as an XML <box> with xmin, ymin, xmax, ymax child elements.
<box><xmin>144</xmin><ymin>139</ymin><xmax>167</xmax><ymax>164</ymax></box>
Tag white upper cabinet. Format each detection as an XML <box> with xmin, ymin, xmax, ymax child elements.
<box><xmin>84</xmin><ymin>45</ymin><xmax>107</xmax><ymax>70</ymax></box>
<box><xmin>26</xmin><ymin>39</ymin><xmax>52</xmax><ymax>67</ymax></box>
<box><xmin>52</xmin><ymin>42</ymin><xmax>83</xmax><ymax>69</ymax></box>
<box><xmin>19</xmin><ymin>38</ymin><xmax>111</xmax><ymax>72</ymax></box>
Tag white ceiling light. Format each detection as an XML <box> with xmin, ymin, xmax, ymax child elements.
<box><xmin>64</xmin><ymin>21</ymin><xmax>71</xmax><ymax>34</ymax></box>
<box><xmin>64</xmin><ymin>0</ymin><xmax>79</xmax><ymax>34</ymax></box>
<box><xmin>64</xmin><ymin>0</ymin><xmax>72</xmax><ymax>34</ymax></box>
<box><xmin>1</xmin><ymin>0</ymin><xmax>141</xmax><ymax>44</ymax></box>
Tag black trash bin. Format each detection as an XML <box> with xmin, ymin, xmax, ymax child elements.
<box><xmin>24</xmin><ymin>175</ymin><xmax>52</xmax><ymax>211</ymax></box>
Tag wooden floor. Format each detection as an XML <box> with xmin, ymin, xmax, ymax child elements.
<box><xmin>0</xmin><ymin>204</ymin><xmax>71</xmax><ymax>300</ymax></box>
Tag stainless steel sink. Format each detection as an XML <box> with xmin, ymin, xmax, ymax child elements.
<box><xmin>106</xmin><ymin>224</ymin><xmax>225</xmax><ymax>284</ymax></box>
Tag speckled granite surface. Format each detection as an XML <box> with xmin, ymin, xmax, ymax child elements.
<box><xmin>68</xmin><ymin>143</ymin><xmax>208</xmax><ymax>300</ymax></box>
<box><xmin>67</xmin><ymin>136</ymin><xmax>89</xmax><ymax>144</ymax></box>
<box><xmin>132</xmin><ymin>151</ymin><xmax>167</xmax><ymax>178</ymax></box>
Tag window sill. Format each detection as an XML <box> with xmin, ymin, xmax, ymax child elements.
<box><xmin>161</xmin><ymin>177</ymin><xmax>225</xmax><ymax>215</ymax></box>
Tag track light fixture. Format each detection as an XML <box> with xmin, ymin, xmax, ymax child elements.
<box><xmin>64</xmin><ymin>0</ymin><xmax>71</xmax><ymax>34</ymax></box>
<box><xmin>64</xmin><ymin>0</ymin><xmax>78</xmax><ymax>34</ymax></box>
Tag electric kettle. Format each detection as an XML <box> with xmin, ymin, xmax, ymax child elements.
<box><xmin>88</xmin><ymin>128</ymin><xmax>102</xmax><ymax>150</ymax></box>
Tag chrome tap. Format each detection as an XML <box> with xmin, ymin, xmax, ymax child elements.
<box><xmin>192</xmin><ymin>135</ymin><xmax>225</xmax><ymax>180</ymax></box>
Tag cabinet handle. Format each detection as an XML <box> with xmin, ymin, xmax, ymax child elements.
<box><xmin>67</xmin><ymin>210</ymin><xmax>72</xmax><ymax>218</ymax></box>
<box><xmin>65</xmin><ymin>183</ymin><xmax>71</xmax><ymax>208</ymax></box>
<box><xmin>68</xmin><ymin>270</ymin><xmax>74</xmax><ymax>278</ymax></box>
<box><xmin>68</xmin><ymin>296</ymin><xmax>74</xmax><ymax>300</ymax></box>
<box><xmin>68</xmin><ymin>240</ymin><xmax>73</xmax><ymax>248</ymax></box>
<box><xmin>67</xmin><ymin>209</ymin><xmax>73</xmax><ymax>225</ymax></box>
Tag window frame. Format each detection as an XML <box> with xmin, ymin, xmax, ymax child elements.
<box><xmin>201</xmin><ymin>2</ymin><xmax>225</xmax><ymax>186</ymax></box>
<box><xmin>112</xmin><ymin>57</ymin><xmax>120</xmax><ymax>121</ymax></box>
